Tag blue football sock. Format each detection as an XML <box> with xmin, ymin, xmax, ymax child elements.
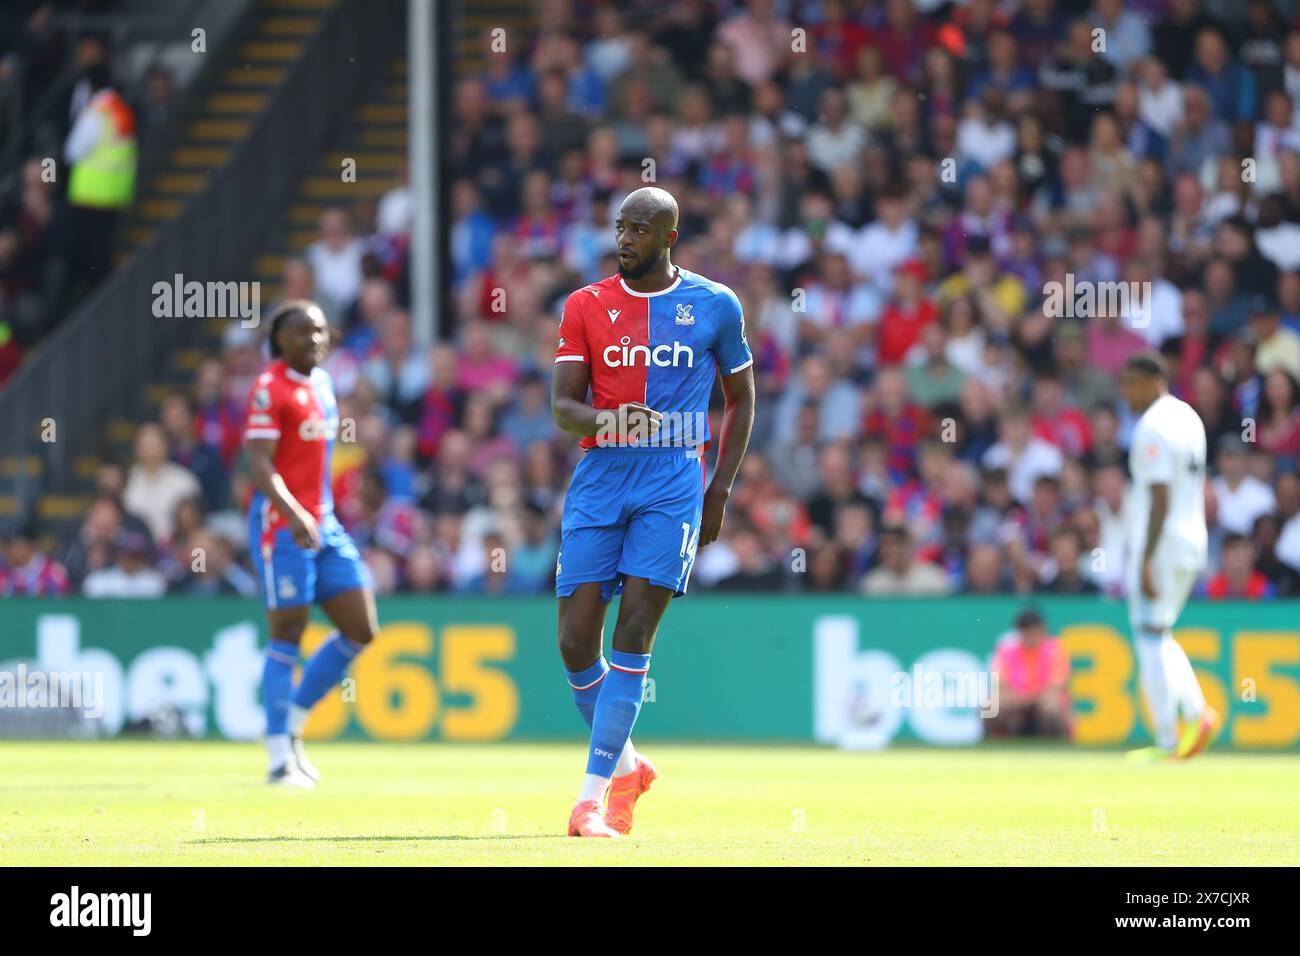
<box><xmin>292</xmin><ymin>632</ymin><xmax>364</xmax><ymax>711</ymax></box>
<box><xmin>586</xmin><ymin>650</ymin><xmax>650</xmax><ymax>778</ymax></box>
<box><xmin>567</xmin><ymin>657</ymin><xmax>608</xmax><ymax>728</ymax></box>
<box><xmin>262</xmin><ymin>640</ymin><xmax>299</xmax><ymax>736</ymax></box>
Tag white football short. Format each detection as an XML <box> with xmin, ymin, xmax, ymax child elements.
<box><xmin>1127</xmin><ymin>557</ymin><xmax>1199</xmax><ymax>634</ymax></box>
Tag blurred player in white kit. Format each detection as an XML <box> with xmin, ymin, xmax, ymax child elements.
<box><xmin>1120</xmin><ymin>352</ymin><xmax>1218</xmax><ymax>761</ymax></box>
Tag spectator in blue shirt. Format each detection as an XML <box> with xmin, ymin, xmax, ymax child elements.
<box><xmin>1188</xmin><ymin>26</ymin><xmax>1256</xmax><ymax>122</ymax></box>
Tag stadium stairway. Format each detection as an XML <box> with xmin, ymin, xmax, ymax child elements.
<box><xmin>117</xmin><ymin>0</ymin><xmax>340</xmax><ymax>264</ymax></box>
<box><xmin>453</xmin><ymin>1</ymin><xmax>535</xmax><ymax>78</ymax></box>
<box><xmin>244</xmin><ymin>53</ymin><xmax>408</xmax><ymax>307</ymax></box>
<box><xmin>115</xmin><ymin>0</ymin><xmax>521</xmax><ymax>266</ymax></box>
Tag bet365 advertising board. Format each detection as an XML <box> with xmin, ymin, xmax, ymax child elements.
<box><xmin>2</xmin><ymin>597</ymin><xmax>1298</xmax><ymax>749</ymax></box>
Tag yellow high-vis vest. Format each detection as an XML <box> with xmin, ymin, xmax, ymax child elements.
<box><xmin>68</xmin><ymin>92</ymin><xmax>137</xmax><ymax>209</ymax></box>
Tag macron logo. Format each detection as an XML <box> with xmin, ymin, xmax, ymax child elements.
<box><xmin>50</xmin><ymin>886</ymin><xmax>152</xmax><ymax>936</ymax></box>
<box><xmin>607</xmin><ymin>309</ymin><xmax>621</xmax><ymax>324</ymax></box>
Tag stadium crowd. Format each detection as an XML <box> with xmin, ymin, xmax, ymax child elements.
<box><xmin>6</xmin><ymin>0</ymin><xmax>1300</xmax><ymax>602</ymax></box>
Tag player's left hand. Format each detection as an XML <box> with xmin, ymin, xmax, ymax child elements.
<box><xmin>699</xmin><ymin>485</ymin><xmax>730</xmax><ymax>548</ymax></box>
<box><xmin>1140</xmin><ymin>558</ymin><xmax>1157</xmax><ymax>599</ymax></box>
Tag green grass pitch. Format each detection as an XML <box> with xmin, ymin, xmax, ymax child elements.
<box><xmin>1</xmin><ymin>741</ymin><xmax>1296</xmax><ymax>865</ymax></box>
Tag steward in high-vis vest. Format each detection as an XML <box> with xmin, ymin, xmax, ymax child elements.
<box><xmin>66</xmin><ymin>85</ymin><xmax>136</xmax><ymax>208</ymax></box>
<box><xmin>64</xmin><ymin>65</ymin><xmax>137</xmax><ymax>286</ymax></box>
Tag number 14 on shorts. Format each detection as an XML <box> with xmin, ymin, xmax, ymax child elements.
<box><xmin>680</xmin><ymin>521</ymin><xmax>700</xmax><ymax>580</ymax></box>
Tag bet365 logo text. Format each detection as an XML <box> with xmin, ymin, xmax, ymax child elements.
<box><xmin>20</xmin><ymin>614</ymin><xmax>520</xmax><ymax>742</ymax></box>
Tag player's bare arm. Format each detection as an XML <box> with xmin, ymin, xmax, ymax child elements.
<box><xmin>700</xmin><ymin>365</ymin><xmax>755</xmax><ymax>548</ymax></box>
<box><xmin>550</xmin><ymin>359</ymin><xmax>662</xmax><ymax>440</ymax></box>
<box><xmin>1141</xmin><ymin>482</ymin><xmax>1169</xmax><ymax>600</ymax></box>
<box><xmin>246</xmin><ymin>436</ymin><xmax>320</xmax><ymax>550</ymax></box>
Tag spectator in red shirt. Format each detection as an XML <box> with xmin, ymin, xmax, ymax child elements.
<box><xmin>1164</xmin><ymin>289</ymin><xmax>1226</xmax><ymax>399</ymax></box>
<box><xmin>193</xmin><ymin>358</ymin><xmax>243</xmax><ymax>469</ymax></box>
<box><xmin>471</xmin><ymin>234</ymin><xmax>537</xmax><ymax>323</ymax></box>
<box><xmin>877</xmin><ymin>259</ymin><xmax>938</xmax><ymax>365</ymax></box>
<box><xmin>811</xmin><ymin>0</ymin><xmax>873</xmax><ymax>81</ymax></box>
<box><xmin>1204</xmin><ymin>534</ymin><xmax>1276</xmax><ymax>600</ymax></box>
<box><xmin>1029</xmin><ymin>369</ymin><xmax>1092</xmax><ymax>456</ymax></box>
<box><xmin>417</xmin><ymin>343</ymin><xmax>463</xmax><ymax>461</ymax></box>
<box><xmin>1256</xmin><ymin>369</ymin><xmax>1300</xmax><ymax>457</ymax></box>
<box><xmin>1003</xmin><ymin>473</ymin><xmax>1070</xmax><ymax>588</ymax></box>
<box><xmin>874</xmin><ymin>0</ymin><xmax>936</xmax><ymax>82</ymax></box>
<box><xmin>511</xmin><ymin>170</ymin><xmax>566</xmax><ymax>260</ymax></box>
<box><xmin>884</xmin><ymin>438</ymin><xmax>949</xmax><ymax>560</ymax></box>
<box><xmin>730</xmin><ymin>454</ymin><xmax>813</xmax><ymax>551</ymax></box>
<box><xmin>862</xmin><ymin>365</ymin><xmax>933</xmax><ymax>481</ymax></box>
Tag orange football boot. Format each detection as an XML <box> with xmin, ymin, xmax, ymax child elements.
<box><xmin>606</xmin><ymin>756</ymin><xmax>657</xmax><ymax>835</ymax></box>
<box><xmin>1177</xmin><ymin>706</ymin><xmax>1218</xmax><ymax>760</ymax></box>
<box><xmin>567</xmin><ymin>799</ymin><xmax>620</xmax><ymax>838</ymax></box>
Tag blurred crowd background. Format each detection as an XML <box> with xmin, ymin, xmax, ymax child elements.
<box><xmin>5</xmin><ymin>0</ymin><xmax>1300</xmax><ymax>602</ymax></box>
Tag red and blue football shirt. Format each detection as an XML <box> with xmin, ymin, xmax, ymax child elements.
<box><xmin>554</xmin><ymin>268</ymin><xmax>752</xmax><ymax>450</ymax></box>
<box><xmin>243</xmin><ymin>360</ymin><xmax>339</xmax><ymax>529</ymax></box>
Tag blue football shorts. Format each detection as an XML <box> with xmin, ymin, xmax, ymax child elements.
<box><xmin>249</xmin><ymin>509</ymin><xmax>371</xmax><ymax>610</ymax></box>
<box><xmin>555</xmin><ymin>446</ymin><xmax>705</xmax><ymax>601</ymax></box>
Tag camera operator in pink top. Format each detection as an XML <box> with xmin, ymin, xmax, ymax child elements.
<box><xmin>988</xmin><ymin>608</ymin><xmax>1073</xmax><ymax>740</ymax></box>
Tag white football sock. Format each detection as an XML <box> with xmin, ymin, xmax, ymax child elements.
<box><xmin>1161</xmin><ymin>636</ymin><xmax>1206</xmax><ymax>723</ymax></box>
<box><xmin>1136</xmin><ymin>635</ymin><xmax>1177</xmax><ymax>750</ymax></box>
<box><xmin>614</xmin><ymin>740</ymin><xmax>638</xmax><ymax>777</ymax></box>
<box><xmin>287</xmin><ymin>704</ymin><xmax>310</xmax><ymax>737</ymax></box>
<box><xmin>267</xmin><ymin>733</ymin><xmax>291</xmax><ymax>770</ymax></box>
<box><xmin>579</xmin><ymin>773</ymin><xmax>610</xmax><ymax>804</ymax></box>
